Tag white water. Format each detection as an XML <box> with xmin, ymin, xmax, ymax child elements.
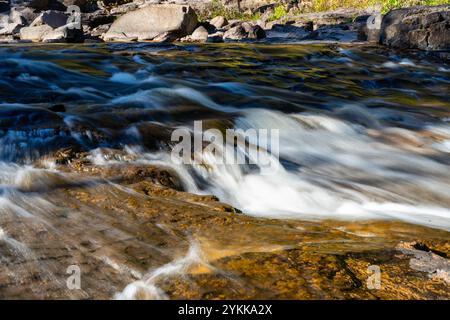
<box><xmin>103</xmin><ymin>107</ymin><xmax>450</xmax><ymax>231</ymax></box>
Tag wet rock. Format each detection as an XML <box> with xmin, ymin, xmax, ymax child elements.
<box><xmin>381</xmin><ymin>5</ymin><xmax>450</xmax><ymax>51</ymax></box>
<box><xmin>209</xmin><ymin>15</ymin><xmax>227</xmax><ymax>29</ymax></box>
<box><xmin>303</xmin><ymin>24</ymin><xmax>359</xmax><ymax>42</ymax></box>
<box><xmin>207</xmin><ymin>31</ymin><xmax>223</xmax><ymax>43</ymax></box>
<box><xmin>397</xmin><ymin>242</ymin><xmax>450</xmax><ymax>283</ymax></box>
<box><xmin>20</xmin><ymin>24</ymin><xmax>53</xmax><ymax>41</ymax></box>
<box><xmin>103</xmin><ymin>4</ymin><xmax>198</xmax><ymax>42</ymax></box>
<box><xmin>266</xmin><ymin>23</ymin><xmax>310</xmax><ymax>41</ymax></box>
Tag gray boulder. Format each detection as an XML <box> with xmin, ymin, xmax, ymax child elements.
<box><xmin>42</xmin><ymin>22</ymin><xmax>82</xmax><ymax>42</ymax></box>
<box><xmin>0</xmin><ymin>7</ymin><xmax>26</xmax><ymax>36</ymax></box>
<box><xmin>20</xmin><ymin>24</ymin><xmax>53</xmax><ymax>41</ymax></box>
<box><xmin>190</xmin><ymin>25</ymin><xmax>208</xmax><ymax>42</ymax></box>
<box><xmin>210</xmin><ymin>15</ymin><xmax>228</xmax><ymax>29</ymax></box>
<box><xmin>381</xmin><ymin>5</ymin><xmax>450</xmax><ymax>51</ymax></box>
<box><xmin>30</xmin><ymin>10</ymin><xmax>68</xmax><ymax>28</ymax></box>
<box><xmin>223</xmin><ymin>22</ymin><xmax>266</xmax><ymax>40</ymax></box>
<box><xmin>103</xmin><ymin>4</ymin><xmax>198</xmax><ymax>42</ymax></box>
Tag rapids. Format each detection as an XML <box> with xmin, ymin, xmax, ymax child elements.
<box><xmin>0</xmin><ymin>42</ymin><xmax>449</xmax><ymax>299</ymax></box>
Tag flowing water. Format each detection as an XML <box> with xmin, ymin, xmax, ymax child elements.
<box><xmin>0</xmin><ymin>42</ymin><xmax>449</xmax><ymax>299</ymax></box>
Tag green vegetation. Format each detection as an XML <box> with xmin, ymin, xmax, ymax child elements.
<box><xmin>308</xmin><ymin>0</ymin><xmax>450</xmax><ymax>14</ymax></box>
<box><xmin>205</xmin><ymin>0</ymin><xmax>450</xmax><ymax>21</ymax></box>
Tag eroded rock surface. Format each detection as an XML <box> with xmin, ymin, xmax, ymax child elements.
<box><xmin>381</xmin><ymin>5</ymin><xmax>450</xmax><ymax>51</ymax></box>
<box><xmin>0</xmin><ymin>148</ymin><xmax>449</xmax><ymax>299</ymax></box>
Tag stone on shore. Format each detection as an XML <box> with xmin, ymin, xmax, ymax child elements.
<box><xmin>223</xmin><ymin>22</ymin><xmax>266</xmax><ymax>40</ymax></box>
<box><xmin>0</xmin><ymin>8</ymin><xmax>26</xmax><ymax>36</ymax></box>
<box><xmin>190</xmin><ymin>25</ymin><xmax>208</xmax><ymax>42</ymax></box>
<box><xmin>103</xmin><ymin>4</ymin><xmax>198</xmax><ymax>42</ymax></box>
<box><xmin>20</xmin><ymin>24</ymin><xmax>53</xmax><ymax>41</ymax></box>
<box><xmin>210</xmin><ymin>15</ymin><xmax>228</xmax><ymax>29</ymax></box>
<box><xmin>30</xmin><ymin>10</ymin><xmax>68</xmax><ymax>29</ymax></box>
<box><xmin>42</xmin><ymin>23</ymin><xmax>83</xmax><ymax>42</ymax></box>
<box><xmin>381</xmin><ymin>5</ymin><xmax>450</xmax><ymax>51</ymax></box>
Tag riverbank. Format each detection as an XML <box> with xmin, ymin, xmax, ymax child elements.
<box><xmin>0</xmin><ymin>2</ymin><xmax>449</xmax><ymax>58</ymax></box>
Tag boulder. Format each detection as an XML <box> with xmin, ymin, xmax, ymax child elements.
<box><xmin>0</xmin><ymin>8</ymin><xmax>26</xmax><ymax>36</ymax></box>
<box><xmin>190</xmin><ymin>25</ymin><xmax>208</xmax><ymax>42</ymax></box>
<box><xmin>381</xmin><ymin>5</ymin><xmax>450</xmax><ymax>51</ymax></box>
<box><xmin>242</xmin><ymin>22</ymin><xmax>265</xmax><ymax>39</ymax></box>
<box><xmin>223</xmin><ymin>22</ymin><xmax>266</xmax><ymax>40</ymax></box>
<box><xmin>0</xmin><ymin>13</ymin><xmax>8</xmax><ymax>28</ymax></box>
<box><xmin>103</xmin><ymin>4</ymin><xmax>198</xmax><ymax>42</ymax></box>
<box><xmin>223</xmin><ymin>24</ymin><xmax>247</xmax><ymax>40</ymax></box>
<box><xmin>42</xmin><ymin>22</ymin><xmax>83</xmax><ymax>42</ymax></box>
<box><xmin>30</xmin><ymin>10</ymin><xmax>68</xmax><ymax>28</ymax></box>
<box><xmin>20</xmin><ymin>24</ymin><xmax>53</xmax><ymax>41</ymax></box>
<box><xmin>210</xmin><ymin>15</ymin><xmax>228</xmax><ymax>29</ymax></box>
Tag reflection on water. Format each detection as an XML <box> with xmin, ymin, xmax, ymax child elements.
<box><xmin>0</xmin><ymin>43</ymin><xmax>449</xmax><ymax>299</ymax></box>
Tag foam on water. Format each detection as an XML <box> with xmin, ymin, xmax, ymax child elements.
<box><xmin>115</xmin><ymin>241</ymin><xmax>208</xmax><ymax>300</ymax></box>
<box><xmin>121</xmin><ymin>107</ymin><xmax>450</xmax><ymax>230</ymax></box>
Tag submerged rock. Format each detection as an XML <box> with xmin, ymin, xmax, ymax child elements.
<box><xmin>103</xmin><ymin>4</ymin><xmax>198</xmax><ymax>42</ymax></box>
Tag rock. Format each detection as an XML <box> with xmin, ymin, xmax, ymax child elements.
<box><xmin>10</xmin><ymin>0</ymin><xmax>49</xmax><ymax>10</ymax></box>
<box><xmin>83</xmin><ymin>10</ymin><xmax>115</xmax><ymax>29</ymax></box>
<box><xmin>223</xmin><ymin>22</ymin><xmax>266</xmax><ymax>40</ymax></box>
<box><xmin>20</xmin><ymin>24</ymin><xmax>54</xmax><ymax>41</ymax></box>
<box><xmin>103</xmin><ymin>4</ymin><xmax>198</xmax><ymax>42</ymax></box>
<box><xmin>42</xmin><ymin>23</ymin><xmax>83</xmax><ymax>42</ymax></box>
<box><xmin>0</xmin><ymin>8</ymin><xmax>26</xmax><ymax>36</ymax></box>
<box><xmin>109</xmin><ymin>1</ymin><xmax>138</xmax><ymax>15</ymax></box>
<box><xmin>58</xmin><ymin>0</ymin><xmax>87</xmax><ymax>7</ymax></box>
<box><xmin>223</xmin><ymin>24</ymin><xmax>247</xmax><ymax>40</ymax></box>
<box><xmin>266</xmin><ymin>23</ymin><xmax>311</xmax><ymax>41</ymax></box>
<box><xmin>242</xmin><ymin>22</ymin><xmax>265</xmax><ymax>39</ymax></box>
<box><xmin>89</xmin><ymin>23</ymin><xmax>110</xmax><ymax>38</ymax></box>
<box><xmin>208</xmin><ymin>31</ymin><xmax>224</xmax><ymax>43</ymax></box>
<box><xmin>209</xmin><ymin>15</ymin><xmax>228</xmax><ymax>29</ymax></box>
<box><xmin>30</xmin><ymin>10</ymin><xmax>68</xmax><ymax>29</ymax></box>
<box><xmin>190</xmin><ymin>25</ymin><xmax>208</xmax><ymax>42</ymax></box>
<box><xmin>0</xmin><ymin>13</ymin><xmax>7</xmax><ymax>28</ymax></box>
<box><xmin>381</xmin><ymin>5</ymin><xmax>450</xmax><ymax>51</ymax></box>
<box><xmin>303</xmin><ymin>24</ymin><xmax>359</xmax><ymax>42</ymax></box>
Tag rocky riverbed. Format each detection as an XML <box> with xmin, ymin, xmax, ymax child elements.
<box><xmin>0</xmin><ymin>40</ymin><xmax>449</xmax><ymax>299</ymax></box>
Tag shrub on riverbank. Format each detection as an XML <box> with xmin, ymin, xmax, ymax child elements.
<box><xmin>205</xmin><ymin>0</ymin><xmax>450</xmax><ymax>21</ymax></box>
